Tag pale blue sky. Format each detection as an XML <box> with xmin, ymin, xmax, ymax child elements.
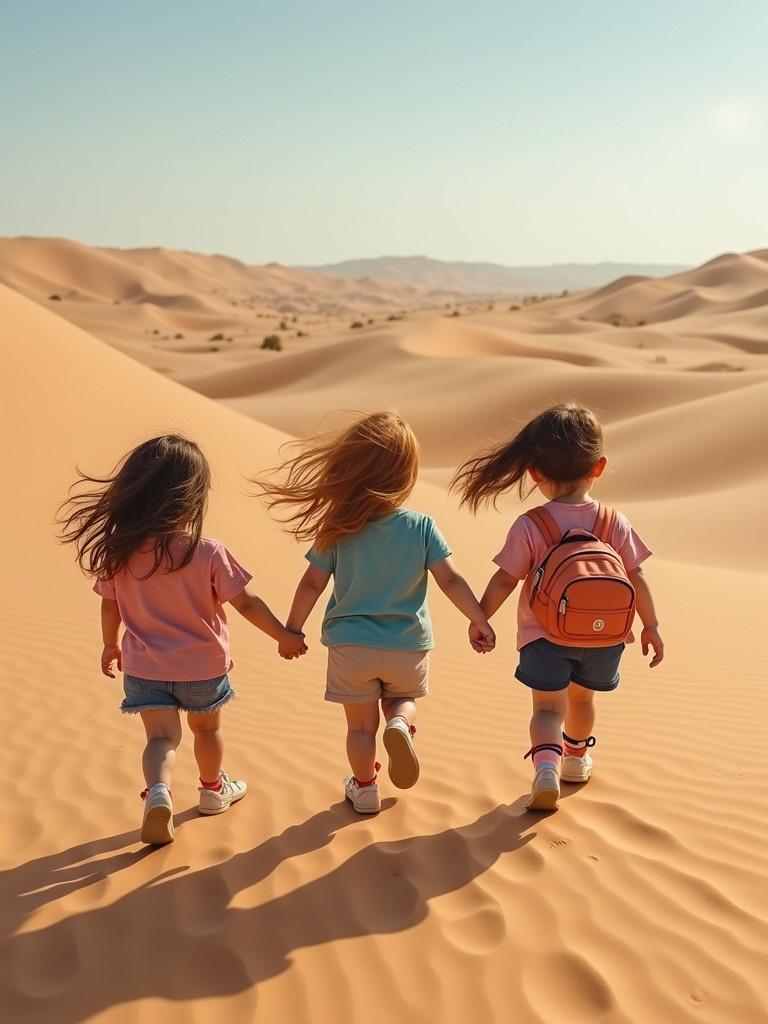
<box><xmin>1</xmin><ymin>1</ymin><xmax>766</xmax><ymax>265</ymax></box>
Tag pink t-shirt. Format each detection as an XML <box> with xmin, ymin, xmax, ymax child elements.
<box><xmin>493</xmin><ymin>500</ymin><xmax>652</xmax><ymax>650</ymax></box>
<box><xmin>93</xmin><ymin>535</ymin><xmax>252</xmax><ymax>681</ymax></box>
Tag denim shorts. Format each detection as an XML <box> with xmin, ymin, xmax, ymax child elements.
<box><xmin>121</xmin><ymin>674</ymin><xmax>235</xmax><ymax>714</ymax></box>
<box><xmin>515</xmin><ymin>639</ymin><xmax>625</xmax><ymax>692</ymax></box>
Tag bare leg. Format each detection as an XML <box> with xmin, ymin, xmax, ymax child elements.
<box><xmin>381</xmin><ymin>696</ymin><xmax>416</xmax><ymax>726</ymax></box>
<box><xmin>139</xmin><ymin>709</ymin><xmax>183</xmax><ymax>789</ymax></box>
<box><xmin>344</xmin><ymin>702</ymin><xmax>380</xmax><ymax>781</ymax></box>
<box><xmin>564</xmin><ymin>683</ymin><xmax>596</xmax><ymax>751</ymax></box>
<box><xmin>529</xmin><ymin>689</ymin><xmax>569</xmax><ymax>759</ymax></box>
<box><xmin>187</xmin><ymin>709</ymin><xmax>224</xmax><ymax>783</ymax></box>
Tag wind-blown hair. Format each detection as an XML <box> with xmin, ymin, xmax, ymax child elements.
<box><xmin>451</xmin><ymin>403</ymin><xmax>604</xmax><ymax>512</ymax></box>
<box><xmin>253</xmin><ymin>412</ymin><xmax>419</xmax><ymax>551</ymax></box>
<box><xmin>58</xmin><ymin>434</ymin><xmax>211</xmax><ymax>579</ymax></box>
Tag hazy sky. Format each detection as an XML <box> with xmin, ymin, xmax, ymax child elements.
<box><xmin>2</xmin><ymin>1</ymin><xmax>767</xmax><ymax>265</ymax></box>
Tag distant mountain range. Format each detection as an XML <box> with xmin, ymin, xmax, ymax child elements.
<box><xmin>301</xmin><ymin>256</ymin><xmax>689</xmax><ymax>297</ymax></box>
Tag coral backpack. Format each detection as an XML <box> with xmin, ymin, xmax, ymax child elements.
<box><xmin>524</xmin><ymin>503</ymin><xmax>636</xmax><ymax>648</ymax></box>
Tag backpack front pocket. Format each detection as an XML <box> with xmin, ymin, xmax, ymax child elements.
<box><xmin>557</xmin><ymin>579</ymin><xmax>635</xmax><ymax>642</ymax></box>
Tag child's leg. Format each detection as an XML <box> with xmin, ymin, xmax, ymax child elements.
<box><xmin>381</xmin><ymin>696</ymin><xmax>416</xmax><ymax>727</ymax></box>
<box><xmin>344</xmin><ymin>702</ymin><xmax>380</xmax><ymax>783</ymax></box>
<box><xmin>187</xmin><ymin>709</ymin><xmax>223</xmax><ymax>786</ymax></box>
<box><xmin>529</xmin><ymin>689</ymin><xmax>569</xmax><ymax>767</ymax></box>
<box><xmin>564</xmin><ymin>683</ymin><xmax>596</xmax><ymax>753</ymax></box>
<box><xmin>140</xmin><ymin>709</ymin><xmax>182</xmax><ymax>788</ymax></box>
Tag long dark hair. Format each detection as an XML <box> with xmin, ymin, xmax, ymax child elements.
<box><xmin>451</xmin><ymin>403</ymin><xmax>604</xmax><ymax>512</ymax></box>
<box><xmin>58</xmin><ymin>434</ymin><xmax>211</xmax><ymax>579</ymax></box>
<box><xmin>253</xmin><ymin>412</ymin><xmax>419</xmax><ymax>552</ymax></box>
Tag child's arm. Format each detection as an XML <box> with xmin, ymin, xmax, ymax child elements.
<box><xmin>229</xmin><ymin>587</ymin><xmax>308</xmax><ymax>659</ymax></box>
<box><xmin>429</xmin><ymin>557</ymin><xmax>495</xmax><ymax>652</ymax></box>
<box><xmin>100</xmin><ymin>598</ymin><xmax>123</xmax><ymax>677</ymax></box>
<box><xmin>479</xmin><ymin>568</ymin><xmax>520</xmax><ymax>619</ymax></box>
<box><xmin>628</xmin><ymin>566</ymin><xmax>664</xmax><ymax>667</ymax></box>
<box><xmin>285</xmin><ymin>564</ymin><xmax>332</xmax><ymax>638</ymax></box>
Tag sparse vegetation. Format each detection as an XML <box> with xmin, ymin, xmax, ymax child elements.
<box><xmin>606</xmin><ymin>313</ymin><xmax>628</xmax><ymax>328</ymax></box>
<box><xmin>49</xmin><ymin>294</ymin><xmax>61</xmax><ymax>301</ymax></box>
<box><xmin>350</xmin><ymin>321</ymin><xmax>364</xmax><ymax>329</ymax></box>
<box><xmin>175</xmin><ymin>332</ymin><xmax>184</xmax><ymax>339</ymax></box>
<box><xmin>651</xmin><ymin>354</ymin><xmax>668</xmax><ymax>364</ymax></box>
<box><xmin>387</xmin><ymin>313</ymin><xmax>405</xmax><ymax>321</ymax></box>
<box><xmin>447</xmin><ymin>310</ymin><xmax>461</xmax><ymax>318</ymax></box>
<box><xmin>509</xmin><ymin>304</ymin><xmax>521</xmax><ymax>311</ymax></box>
<box><xmin>261</xmin><ymin>334</ymin><xmax>283</xmax><ymax>351</ymax></box>
<box><xmin>152</xmin><ymin>329</ymin><xmax>160</xmax><ymax>335</ymax></box>
<box><xmin>367</xmin><ymin>318</ymin><xmax>374</xmax><ymax>325</ymax></box>
<box><xmin>297</xmin><ymin>330</ymin><xmax>308</xmax><ymax>337</ymax></box>
<box><xmin>209</xmin><ymin>332</ymin><xmax>225</xmax><ymax>341</ymax></box>
<box><xmin>279</xmin><ymin>319</ymin><xmax>289</xmax><ymax>330</ymax></box>
<box><xmin>637</xmin><ymin>319</ymin><xmax>647</xmax><ymax>326</ymax></box>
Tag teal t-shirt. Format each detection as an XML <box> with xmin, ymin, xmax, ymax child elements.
<box><xmin>306</xmin><ymin>508</ymin><xmax>452</xmax><ymax>650</ymax></box>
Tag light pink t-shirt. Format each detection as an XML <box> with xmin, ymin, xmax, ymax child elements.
<box><xmin>93</xmin><ymin>535</ymin><xmax>252</xmax><ymax>681</ymax></box>
<box><xmin>492</xmin><ymin>500</ymin><xmax>652</xmax><ymax>650</ymax></box>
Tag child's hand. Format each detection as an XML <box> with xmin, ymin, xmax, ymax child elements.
<box><xmin>101</xmin><ymin>643</ymin><xmax>122</xmax><ymax>677</ymax></box>
<box><xmin>469</xmin><ymin>619</ymin><xmax>496</xmax><ymax>653</ymax></box>
<box><xmin>279</xmin><ymin>629</ymin><xmax>308</xmax><ymax>660</ymax></box>
<box><xmin>641</xmin><ymin>625</ymin><xmax>664</xmax><ymax>667</ymax></box>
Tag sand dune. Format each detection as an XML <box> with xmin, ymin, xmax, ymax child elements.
<box><xmin>2</xmin><ymin>235</ymin><xmax>768</xmax><ymax>1024</ymax></box>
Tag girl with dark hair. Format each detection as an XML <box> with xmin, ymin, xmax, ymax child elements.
<box><xmin>60</xmin><ymin>434</ymin><xmax>306</xmax><ymax>844</ymax></box>
<box><xmin>453</xmin><ymin>404</ymin><xmax>664</xmax><ymax>811</ymax></box>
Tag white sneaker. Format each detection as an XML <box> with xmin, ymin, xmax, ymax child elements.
<box><xmin>344</xmin><ymin>775</ymin><xmax>381</xmax><ymax>814</ymax></box>
<box><xmin>525</xmin><ymin>766</ymin><xmax>560</xmax><ymax>811</ymax></box>
<box><xmin>383</xmin><ymin>716</ymin><xmax>420</xmax><ymax>789</ymax></box>
<box><xmin>140</xmin><ymin>783</ymin><xmax>174</xmax><ymax>845</ymax></box>
<box><xmin>198</xmin><ymin>770</ymin><xmax>248</xmax><ymax>815</ymax></box>
<box><xmin>561</xmin><ymin>752</ymin><xmax>593</xmax><ymax>783</ymax></box>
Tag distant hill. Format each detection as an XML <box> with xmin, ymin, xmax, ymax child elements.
<box><xmin>302</xmin><ymin>256</ymin><xmax>688</xmax><ymax>297</ymax></box>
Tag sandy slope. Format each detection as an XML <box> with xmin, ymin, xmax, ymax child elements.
<box><xmin>2</xmin><ymin>259</ymin><xmax>768</xmax><ymax>1024</ymax></box>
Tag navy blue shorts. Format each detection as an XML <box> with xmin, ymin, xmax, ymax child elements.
<box><xmin>515</xmin><ymin>639</ymin><xmax>625</xmax><ymax>692</ymax></box>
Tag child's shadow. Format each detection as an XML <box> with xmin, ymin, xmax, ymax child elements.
<box><xmin>2</xmin><ymin>799</ymin><xmax>536</xmax><ymax>1022</ymax></box>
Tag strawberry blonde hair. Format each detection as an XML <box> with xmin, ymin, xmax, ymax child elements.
<box><xmin>254</xmin><ymin>412</ymin><xmax>419</xmax><ymax>551</ymax></box>
<box><xmin>451</xmin><ymin>403</ymin><xmax>604</xmax><ymax>512</ymax></box>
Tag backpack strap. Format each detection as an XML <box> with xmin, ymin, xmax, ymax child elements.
<box><xmin>525</xmin><ymin>506</ymin><xmax>562</xmax><ymax>546</ymax></box>
<box><xmin>592</xmin><ymin>503</ymin><xmax>617</xmax><ymax>543</ymax></box>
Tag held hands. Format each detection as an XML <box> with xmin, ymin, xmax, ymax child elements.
<box><xmin>641</xmin><ymin>625</ymin><xmax>664</xmax><ymax>668</ymax></box>
<box><xmin>469</xmin><ymin>619</ymin><xmax>496</xmax><ymax>654</ymax></box>
<box><xmin>101</xmin><ymin>643</ymin><xmax>122</xmax><ymax>678</ymax></box>
<box><xmin>279</xmin><ymin>629</ymin><xmax>308</xmax><ymax>660</ymax></box>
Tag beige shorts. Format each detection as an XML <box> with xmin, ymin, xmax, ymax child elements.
<box><xmin>325</xmin><ymin>645</ymin><xmax>430</xmax><ymax>704</ymax></box>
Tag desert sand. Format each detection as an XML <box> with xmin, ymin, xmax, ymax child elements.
<box><xmin>1</xmin><ymin>239</ymin><xmax>768</xmax><ymax>1023</ymax></box>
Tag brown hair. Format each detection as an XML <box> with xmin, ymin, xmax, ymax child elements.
<box><xmin>451</xmin><ymin>403</ymin><xmax>604</xmax><ymax>512</ymax></box>
<box><xmin>253</xmin><ymin>412</ymin><xmax>419</xmax><ymax>551</ymax></box>
<box><xmin>58</xmin><ymin>434</ymin><xmax>211</xmax><ymax>579</ymax></box>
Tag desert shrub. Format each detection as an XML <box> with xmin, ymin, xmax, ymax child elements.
<box><xmin>297</xmin><ymin>330</ymin><xmax>308</xmax><ymax>337</ymax></box>
<box><xmin>651</xmin><ymin>354</ymin><xmax>667</xmax><ymax>364</ymax></box>
<box><xmin>509</xmin><ymin>304</ymin><xmax>521</xmax><ymax>311</ymax></box>
<box><xmin>606</xmin><ymin>313</ymin><xmax>627</xmax><ymax>328</ymax></box>
<box><xmin>560</xmin><ymin>289</ymin><xmax>570</xmax><ymax>297</ymax></box>
<box><xmin>279</xmin><ymin>320</ymin><xmax>289</xmax><ymax>330</ymax></box>
<box><xmin>152</xmin><ymin>329</ymin><xmax>160</xmax><ymax>335</ymax></box>
<box><xmin>209</xmin><ymin>332</ymin><xmax>225</xmax><ymax>341</ymax></box>
<box><xmin>209</xmin><ymin>345</ymin><xmax>220</xmax><ymax>352</ymax></box>
<box><xmin>487</xmin><ymin>303</ymin><xmax>494</xmax><ymax>311</ymax></box>
<box><xmin>387</xmin><ymin>313</ymin><xmax>404</xmax><ymax>321</ymax></box>
<box><xmin>175</xmin><ymin>332</ymin><xmax>184</xmax><ymax>339</ymax></box>
<box><xmin>447</xmin><ymin>310</ymin><xmax>461</xmax><ymax>318</ymax></box>
<box><xmin>637</xmin><ymin>319</ymin><xmax>647</xmax><ymax>326</ymax></box>
<box><xmin>350</xmin><ymin>321</ymin><xmax>364</xmax><ymax>329</ymax></box>
<box><xmin>49</xmin><ymin>294</ymin><xmax>61</xmax><ymax>301</ymax></box>
<box><xmin>262</xmin><ymin>334</ymin><xmax>283</xmax><ymax>351</ymax></box>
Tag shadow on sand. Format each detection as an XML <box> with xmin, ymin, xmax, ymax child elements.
<box><xmin>2</xmin><ymin>798</ymin><xmax>538</xmax><ymax>1021</ymax></box>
